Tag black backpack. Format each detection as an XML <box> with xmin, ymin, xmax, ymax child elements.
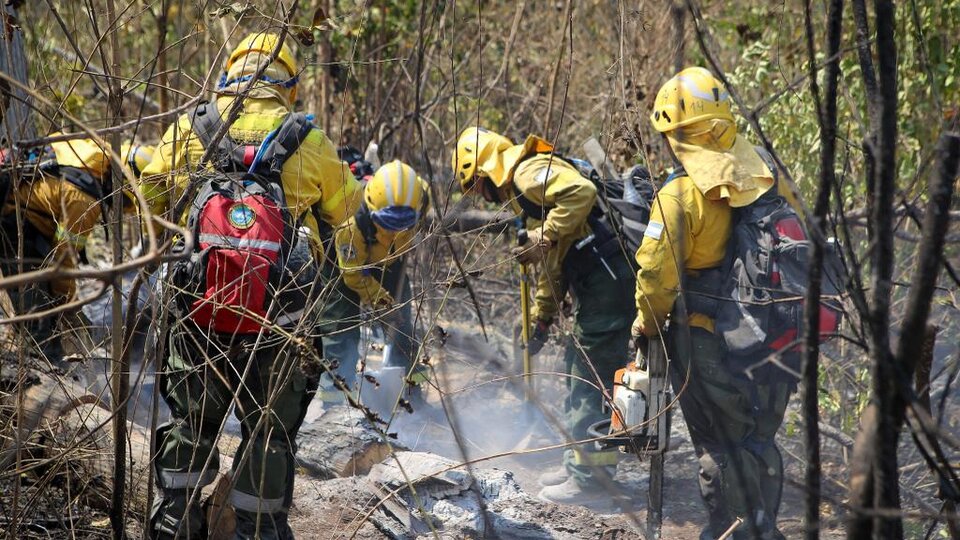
<box><xmin>512</xmin><ymin>154</ymin><xmax>655</xmax><ymax>274</ymax></box>
<box><xmin>583</xmin><ymin>162</ymin><xmax>656</xmax><ymax>258</ymax></box>
<box><xmin>0</xmin><ymin>150</ymin><xmax>112</xmax><ymax>264</ymax></box>
<box><xmin>167</xmin><ymin>102</ymin><xmax>319</xmax><ymax>334</ymax></box>
<box><xmin>708</xmin><ymin>155</ymin><xmax>845</xmax><ymax>382</ymax></box>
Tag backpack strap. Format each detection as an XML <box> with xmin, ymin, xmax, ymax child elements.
<box><xmin>248</xmin><ymin>112</ymin><xmax>312</xmax><ymax>180</ymax></box>
<box><xmin>57</xmin><ymin>165</ymin><xmax>105</xmax><ymax>201</ymax></box>
<box><xmin>664</xmin><ymin>166</ymin><xmax>687</xmax><ymax>186</ymax></box>
<box><xmin>189</xmin><ymin>102</ymin><xmax>247</xmax><ymax>172</ymax></box>
<box><xmin>190</xmin><ymin>101</ymin><xmax>314</xmax><ymax>184</ymax></box>
<box><xmin>754</xmin><ymin>146</ymin><xmax>779</xmax><ymax>182</ymax></box>
<box><xmin>512</xmin><ymin>183</ymin><xmax>552</xmax><ymax>222</ymax></box>
<box><xmin>354</xmin><ymin>203</ymin><xmax>379</xmax><ymax>246</ymax></box>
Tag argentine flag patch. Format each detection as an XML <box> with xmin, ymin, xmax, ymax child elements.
<box><xmin>645</xmin><ymin>221</ymin><xmax>664</xmax><ymax>240</ymax></box>
<box><xmin>533</xmin><ymin>167</ymin><xmax>552</xmax><ymax>185</ymax></box>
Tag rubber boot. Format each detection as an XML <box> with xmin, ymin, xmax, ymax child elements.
<box><xmin>234</xmin><ymin>509</ymin><xmax>295</xmax><ymax>540</ymax></box>
<box><xmin>539</xmin><ymin>462</ymin><xmax>623</xmax><ymax>507</ymax></box>
<box><xmin>538</xmin><ymin>464</ymin><xmax>570</xmax><ymax>487</ymax></box>
<box><xmin>150</xmin><ymin>488</ymin><xmax>206</xmax><ymax>540</ymax></box>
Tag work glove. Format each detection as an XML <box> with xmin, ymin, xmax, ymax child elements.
<box><xmin>516</xmin><ymin>318</ymin><xmax>552</xmax><ymax>356</ymax></box>
<box><xmin>511</xmin><ymin>228</ymin><xmax>553</xmax><ymax>265</ymax></box>
<box><xmin>367</xmin><ymin>287</ymin><xmax>395</xmax><ymax>311</ymax></box>
<box><xmin>631</xmin><ymin>314</ymin><xmax>650</xmax><ymax>352</ymax></box>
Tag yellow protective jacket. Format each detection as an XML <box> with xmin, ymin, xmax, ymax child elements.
<box><xmin>140</xmin><ymin>96</ymin><xmax>362</xmax><ymax>247</ymax></box>
<box><xmin>2</xmin><ymin>176</ymin><xmax>102</xmax><ymax>299</ymax></box>
<box><xmin>634</xmin><ymin>174</ymin><xmax>800</xmax><ymax>335</ymax></box>
<box><xmin>334</xmin><ymin>219</ymin><xmax>421</xmax><ymax>306</ymax></box>
<box><xmin>499</xmin><ymin>148</ymin><xmax>596</xmax><ymax>322</ymax></box>
<box><xmin>335</xmin><ymin>173</ymin><xmax>430</xmax><ymax>306</ymax></box>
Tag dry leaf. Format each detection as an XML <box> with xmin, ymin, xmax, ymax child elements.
<box><xmin>311</xmin><ymin>7</ymin><xmax>328</xmax><ymax>29</ymax></box>
<box><xmin>310</xmin><ymin>6</ymin><xmax>338</xmax><ymax>31</ymax></box>
<box><xmin>293</xmin><ymin>27</ymin><xmax>315</xmax><ymax>47</ymax></box>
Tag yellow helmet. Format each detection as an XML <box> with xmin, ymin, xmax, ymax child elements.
<box><xmin>226</xmin><ymin>33</ymin><xmax>298</xmax><ymax>78</ymax></box>
<box><xmin>650</xmin><ymin>67</ymin><xmax>734</xmax><ymax>133</ymax></box>
<box><xmin>120</xmin><ymin>142</ymin><xmax>154</xmax><ymax>178</ymax></box>
<box><xmin>364</xmin><ymin>160</ymin><xmax>429</xmax><ymax>231</ymax></box>
<box><xmin>451</xmin><ymin>127</ymin><xmax>514</xmax><ymax>191</ymax></box>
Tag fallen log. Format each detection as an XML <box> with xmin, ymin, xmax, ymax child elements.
<box><xmin>296</xmin><ymin>405</ymin><xmax>402</xmax><ymax>479</ymax></box>
<box><xmin>425</xmin><ymin>209</ymin><xmax>513</xmax><ymax>234</ymax></box>
<box><xmin>0</xmin><ymin>368</ymin><xmax>152</xmax><ymax>510</ymax></box>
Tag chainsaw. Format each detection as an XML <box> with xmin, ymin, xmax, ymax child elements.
<box><xmin>592</xmin><ymin>338</ymin><xmax>671</xmax><ymax>453</ymax></box>
<box><xmin>588</xmin><ymin>336</ymin><xmax>671</xmax><ymax>538</ymax></box>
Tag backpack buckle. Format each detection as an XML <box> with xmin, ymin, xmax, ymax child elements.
<box><xmin>242</xmin><ymin>145</ymin><xmax>256</xmax><ymax>168</ymax></box>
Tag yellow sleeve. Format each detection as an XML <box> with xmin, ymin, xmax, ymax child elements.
<box><xmin>282</xmin><ymin>128</ymin><xmax>363</xmax><ymax>246</ymax></box>
<box><xmin>51</xmin><ymin>183</ymin><xmax>102</xmax><ymax>299</ymax></box>
<box><xmin>289</xmin><ymin>129</ymin><xmax>363</xmax><ymax>225</ymax></box>
<box><xmin>534</xmin><ymin>170</ymin><xmax>594</xmax><ymax>320</ymax></box>
<box><xmin>335</xmin><ymin>220</ymin><xmax>391</xmax><ymax>306</ymax></box>
<box><xmin>518</xmin><ymin>165</ymin><xmax>596</xmax><ymax>243</ymax></box>
<box><xmin>531</xmin><ymin>259</ymin><xmax>565</xmax><ymax>322</ymax></box>
<box><xmin>634</xmin><ymin>186</ymin><xmax>694</xmax><ymax>335</ymax></box>
<box><xmin>515</xmin><ymin>160</ymin><xmax>595</xmax><ymax>321</ymax></box>
<box><xmin>139</xmin><ymin>114</ymin><xmax>198</xmax><ymax>218</ymax></box>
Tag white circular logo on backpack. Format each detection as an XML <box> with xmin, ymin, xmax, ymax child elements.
<box><xmin>229</xmin><ymin>203</ymin><xmax>257</xmax><ymax>229</ymax></box>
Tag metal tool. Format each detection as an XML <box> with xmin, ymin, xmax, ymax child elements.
<box><xmin>517</xmin><ymin>225</ymin><xmax>533</xmax><ymax>390</ymax></box>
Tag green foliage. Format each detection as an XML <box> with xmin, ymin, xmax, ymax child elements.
<box><xmin>721</xmin><ymin>1</ymin><xmax>960</xmax><ymax>433</ymax></box>
<box><xmin>724</xmin><ymin>1</ymin><xmax>960</xmax><ymax>204</ymax></box>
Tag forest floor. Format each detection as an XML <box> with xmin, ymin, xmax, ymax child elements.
<box><xmin>4</xmin><ymin>274</ymin><xmax>951</xmax><ymax>539</ymax></box>
<box><xmin>282</xmin><ymin>321</ymin><xmax>852</xmax><ymax>539</ymax></box>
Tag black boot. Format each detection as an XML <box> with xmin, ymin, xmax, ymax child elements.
<box><xmin>149</xmin><ymin>488</ymin><xmax>206</xmax><ymax>539</ymax></box>
<box><xmin>234</xmin><ymin>509</ymin><xmax>295</xmax><ymax>540</ymax></box>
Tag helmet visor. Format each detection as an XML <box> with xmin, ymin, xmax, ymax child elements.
<box><xmin>370</xmin><ymin>205</ymin><xmax>419</xmax><ymax>232</ymax></box>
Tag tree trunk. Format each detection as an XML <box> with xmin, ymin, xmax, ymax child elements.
<box><xmin>0</xmin><ymin>3</ymin><xmax>36</xmax><ymax>144</ymax></box>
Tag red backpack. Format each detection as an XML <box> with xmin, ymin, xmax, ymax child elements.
<box><xmin>169</xmin><ymin>102</ymin><xmax>317</xmax><ymax>335</ymax></box>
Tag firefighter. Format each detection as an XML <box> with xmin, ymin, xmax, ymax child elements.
<box><xmin>0</xmin><ymin>138</ymin><xmax>152</xmax><ymax>361</ymax></box>
<box><xmin>330</xmin><ymin>160</ymin><xmax>431</xmax><ymax>401</ymax></box>
<box><xmin>314</xmin><ymin>145</ymin><xmax>378</xmax><ymax>405</ymax></box>
<box><xmin>140</xmin><ymin>33</ymin><xmax>361</xmax><ymax>540</ymax></box>
<box><xmin>635</xmin><ymin>67</ymin><xmax>789</xmax><ymax>540</ymax></box>
<box><xmin>452</xmin><ymin>127</ymin><xmax>636</xmax><ymax>505</ymax></box>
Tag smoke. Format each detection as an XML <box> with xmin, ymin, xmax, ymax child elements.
<box><xmin>386</xmin><ymin>325</ymin><xmax>566</xmax><ymax>467</ymax></box>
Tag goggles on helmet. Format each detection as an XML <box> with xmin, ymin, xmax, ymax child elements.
<box><xmin>370</xmin><ymin>205</ymin><xmax>419</xmax><ymax>232</ymax></box>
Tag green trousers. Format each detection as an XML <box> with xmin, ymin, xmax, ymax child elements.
<box><xmin>316</xmin><ymin>262</ymin><xmax>363</xmax><ymax>400</ymax></box>
<box><xmin>669</xmin><ymin>327</ymin><xmax>792</xmax><ymax>539</ymax></box>
<box><xmin>152</xmin><ymin>325</ymin><xmax>316</xmax><ymax>537</ymax></box>
<box><xmin>561</xmin><ymin>256</ymin><xmax>636</xmax><ymax>485</ymax></box>
<box><xmin>316</xmin><ymin>260</ymin><xmax>420</xmax><ymax>402</ymax></box>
